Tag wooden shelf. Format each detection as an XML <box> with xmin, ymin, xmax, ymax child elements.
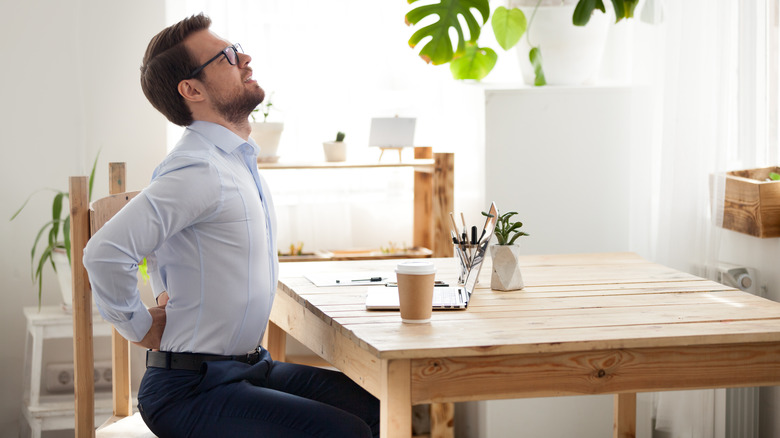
<box><xmin>258</xmin><ymin>147</ymin><xmax>454</xmax><ymax>258</ymax></box>
<box><xmin>258</xmin><ymin>158</ymin><xmax>435</xmax><ymax>172</ymax></box>
<box><xmin>279</xmin><ymin>247</ymin><xmax>432</xmax><ymax>263</ymax></box>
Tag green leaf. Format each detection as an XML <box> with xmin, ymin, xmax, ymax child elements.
<box><xmin>613</xmin><ymin>0</ymin><xmax>639</xmax><ymax>21</ymax></box>
<box><xmin>505</xmin><ymin>223</ymin><xmax>522</xmax><ymax>233</ymax></box>
<box><xmin>610</xmin><ymin>0</ymin><xmax>625</xmax><ymax>21</ymax></box>
<box><xmin>508</xmin><ymin>232</ymin><xmax>530</xmax><ymax>245</ymax></box>
<box><xmin>30</xmin><ymin>219</ymin><xmax>55</xmax><ymax>273</ymax></box>
<box><xmin>88</xmin><ymin>149</ymin><xmax>101</xmax><ymax>201</ymax></box>
<box><xmin>529</xmin><ymin>47</ymin><xmax>547</xmax><ymax>86</ymax></box>
<box><xmin>492</xmin><ymin>6</ymin><xmax>527</xmax><ymax>51</ymax></box>
<box><xmin>63</xmin><ymin>215</ymin><xmax>71</xmax><ymax>265</ymax></box>
<box><xmin>450</xmin><ymin>44</ymin><xmax>497</xmax><ymax>80</ymax></box>
<box><xmin>48</xmin><ymin>226</ymin><xmax>57</xmax><ymax>254</ymax></box>
<box><xmin>30</xmin><ymin>218</ymin><xmax>64</xmax><ymax>279</ymax></box>
<box><xmin>770</xmin><ymin>172</ymin><xmax>780</xmax><ymax>181</ymax></box>
<box><xmin>10</xmin><ymin>190</ymin><xmax>41</xmax><ymax>221</ymax></box>
<box><xmin>35</xmin><ymin>246</ymin><xmax>53</xmax><ymax>307</ymax></box>
<box><xmin>573</xmin><ymin>0</ymin><xmax>605</xmax><ymax>26</ymax></box>
<box><xmin>37</xmin><ymin>266</ymin><xmax>43</xmax><ymax>310</ymax></box>
<box><xmin>406</xmin><ymin>0</ymin><xmax>490</xmax><ymax>65</ymax></box>
<box><xmin>52</xmin><ymin>192</ymin><xmax>64</xmax><ymax>244</ymax></box>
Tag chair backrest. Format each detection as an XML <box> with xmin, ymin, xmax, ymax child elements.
<box><xmin>70</xmin><ymin>162</ymin><xmax>141</xmax><ymax>437</ymax></box>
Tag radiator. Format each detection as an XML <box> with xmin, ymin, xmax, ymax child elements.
<box><xmin>725</xmin><ymin>387</ymin><xmax>759</xmax><ymax>438</ymax></box>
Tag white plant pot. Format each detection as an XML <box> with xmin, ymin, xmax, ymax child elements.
<box><xmin>249</xmin><ymin>122</ymin><xmax>284</xmax><ymax>162</ymax></box>
<box><xmin>322</xmin><ymin>141</ymin><xmax>347</xmax><ymax>162</ymax></box>
<box><xmin>510</xmin><ymin>1</ymin><xmax>609</xmax><ymax>85</ymax></box>
<box><xmin>490</xmin><ymin>244</ymin><xmax>524</xmax><ymax>291</ymax></box>
<box><xmin>52</xmin><ymin>248</ymin><xmax>73</xmax><ymax>312</ymax></box>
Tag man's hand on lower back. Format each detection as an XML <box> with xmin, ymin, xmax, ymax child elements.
<box><xmin>133</xmin><ymin>304</ymin><xmax>167</xmax><ymax>350</ymax></box>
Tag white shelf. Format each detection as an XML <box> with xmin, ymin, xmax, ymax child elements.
<box><xmin>22</xmin><ymin>306</ymin><xmax>113</xmax><ymax>437</ymax></box>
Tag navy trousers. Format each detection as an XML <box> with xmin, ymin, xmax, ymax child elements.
<box><xmin>138</xmin><ymin>348</ymin><xmax>380</xmax><ymax>437</ymax></box>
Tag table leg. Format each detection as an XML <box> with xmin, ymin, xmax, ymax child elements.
<box><xmin>264</xmin><ymin>320</ymin><xmax>287</xmax><ymax>362</ymax></box>
<box><xmin>380</xmin><ymin>359</ymin><xmax>412</xmax><ymax>438</ymax></box>
<box><xmin>613</xmin><ymin>393</ymin><xmax>637</xmax><ymax>438</ymax></box>
<box><xmin>430</xmin><ymin>402</ymin><xmax>454</xmax><ymax>438</ymax></box>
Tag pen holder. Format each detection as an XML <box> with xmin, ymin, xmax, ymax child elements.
<box><xmin>453</xmin><ymin>243</ymin><xmax>478</xmax><ymax>284</ymax></box>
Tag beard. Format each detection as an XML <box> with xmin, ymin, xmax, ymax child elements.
<box><xmin>210</xmin><ymin>83</ymin><xmax>265</xmax><ymax>125</ymax></box>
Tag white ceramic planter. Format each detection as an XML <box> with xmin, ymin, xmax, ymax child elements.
<box><xmin>322</xmin><ymin>141</ymin><xmax>347</xmax><ymax>162</ymax></box>
<box><xmin>510</xmin><ymin>1</ymin><xmax>609</xmax><ymax>85</ymax></box>
<box><xmin>249</xmin><ymin>122</ymin><xmax>284</xmax><ymax>162</ymax></box>
<box><xmin>490</xmin><ymin>244</ymin><xmax>524</xmax><ymax>291</ymax></box>
<box><xmin>52</xmin><ymin>248</ymin><xmax>73</xmax><ymax>312</ymax></box>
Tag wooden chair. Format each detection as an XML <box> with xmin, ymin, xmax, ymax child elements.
<box><xmin>70</xmin><ymin>163</ymin><xmax>155</xmax><ymax>437</ymax></box>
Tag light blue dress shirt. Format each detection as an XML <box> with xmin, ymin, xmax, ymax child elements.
<box><xmin>84</xmin><ymin>121</ymin><xmax>278</xmax><ymax>355</ymax></box>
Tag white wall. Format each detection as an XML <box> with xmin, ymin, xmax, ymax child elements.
<box><xmin>0</xmin><ymin>1</ymin><xmax>166</xmax><ymax>435</ymax></box>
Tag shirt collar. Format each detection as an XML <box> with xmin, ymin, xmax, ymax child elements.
<box><xmin>187</xmin><ymin>120</ymin><xmax>260</xmax><ymax>155</ymax></box>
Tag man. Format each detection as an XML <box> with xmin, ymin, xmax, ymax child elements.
<box><xmin>83</xmin><ymin>13</ymin><xmax>379</xmax><ymax>437</ymax></box>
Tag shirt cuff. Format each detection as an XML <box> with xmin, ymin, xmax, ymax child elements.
<box><xmin>96</xmin><ymin>300</ymin><xmax>153</xmax><ymax>343</ymax></box>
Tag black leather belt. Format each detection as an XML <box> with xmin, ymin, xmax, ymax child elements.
<box><xmin>146</xmin><ymin>349</ymin><xmax>262</xmax><ymax>371</ymax></box>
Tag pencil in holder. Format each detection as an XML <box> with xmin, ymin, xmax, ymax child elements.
<box><xmin>453</xmin><ymin>242</ymin><xmax>477</xmax><ymax>284</ymax></box>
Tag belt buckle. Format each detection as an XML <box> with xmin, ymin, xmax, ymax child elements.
<box><xmin>246</xmin><ymin>350</ymin><xmax>261</xmax><ymax>365</ymax></box>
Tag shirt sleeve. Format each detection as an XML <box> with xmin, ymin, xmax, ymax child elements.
<box><xmin>83</xmin><ymin>155</ymin><xmax>221</xmax><ymax>342</ymax></box>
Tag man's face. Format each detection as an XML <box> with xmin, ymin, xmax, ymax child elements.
<box><xmin>184</xmin><ymin>30</ymin><xmax>265</xmax><ymax>124</ymax></box>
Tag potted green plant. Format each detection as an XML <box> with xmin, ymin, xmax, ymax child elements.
<box><xmin>485</xmin><ymin>210</ymin><xmax>529</xmax><ymax>291</ymax></box>
<box><xmin>323</xmin><ymin>131</ymin><xmax>347</xmax><ymax>162</ymax></box>
<box><xmin>249</xmin><ymin>92</ymin><xmax>284</xmax><ymax>162</ymax></box>
<box><xmin>10</xmin><ymin>154</ymin><xmax>100</xmax><ymax>310</ymax></box>
<box><xmin>405</xmin><ymin>0</ymin><xmax>641</xmax><ymax>84</ymax></box>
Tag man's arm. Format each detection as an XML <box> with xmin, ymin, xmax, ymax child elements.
<box><xmin>85</xmin><ymin>156</ymin><xmax>220</xmax><ymax>344</ymax></box>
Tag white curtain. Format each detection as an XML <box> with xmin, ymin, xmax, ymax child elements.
<box><xmin>641</xmin><ymin>1</ymin><xmax>776</xmax><ymax>437</ymax></box>
<box><xmin>633</xmin><ymin>0</ymin><xmax>738</xmax><ymax>277</ymax></box>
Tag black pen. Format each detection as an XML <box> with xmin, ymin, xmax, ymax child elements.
<box><xmin>351</xmin><ymin>277</ymin><xmax>384</xmax><ymax>282</ymax></box>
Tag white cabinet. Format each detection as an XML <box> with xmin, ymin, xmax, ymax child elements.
<box><xmin>21</xmin><ymin>306</ymin><xmax>113</xmax><ymax>438</ymax></box>
<box><xmin>484</xmin><ymin>86</ymin><xmax>653</xmax><ymax>255</ymax></box>
<box><xmin>480</xmin><ymin>86</ymin><xmax>654</xmax><ymax>438</ymax></box>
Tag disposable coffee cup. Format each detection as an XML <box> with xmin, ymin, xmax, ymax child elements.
<box><xmin>395</xmin><ymin>260</ymin><xmax>437</xmax><ymax>323</ymax></box>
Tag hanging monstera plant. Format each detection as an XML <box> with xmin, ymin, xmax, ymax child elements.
<box><xmin>405</xmin><ymin>0</ymin><xmax>641</xmax><ymax>83</ymax></box>
<box><xmin>405</xmin><ymin>0</ymin><xmax>527</xmax><ymax>81</ymax></box>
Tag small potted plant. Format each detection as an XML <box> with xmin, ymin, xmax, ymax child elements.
<box><xmin>249</xmin><ymin>92</ymin><xmax>284</xmax><ymax>162</ymax></box>
<box><xmin>10</xmin><ymin>154</ymin><xmax>100</xmax><ymax>310</ymax></box>
<box><xmin>323</xmin><ymin>131</ymin><xmax>347</xmax><ymax>162</ymax></box>
<box><xmin>486</xmin><ymin>210</ymin><xmax>529</xmax><ymax>291</ymax></box>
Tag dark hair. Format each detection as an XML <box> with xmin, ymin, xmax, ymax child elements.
<box><xmin>140</xmin><ymin>13</ymin><xmax>211</xmax><ymax>126</ymax></box>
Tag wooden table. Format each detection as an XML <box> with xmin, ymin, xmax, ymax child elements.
<box><xmin>265</xmin><ymin>252</ymin><xmax>780</xmax><ymax>438</ymax></box>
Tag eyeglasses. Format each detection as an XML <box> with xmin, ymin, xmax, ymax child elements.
<box><xmin>185</xmin><ymin>43</ymin><xmax>243</xmax><ymax>79</ymax></box>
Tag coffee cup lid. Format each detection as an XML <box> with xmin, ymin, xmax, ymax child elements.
<box><xmin>395</xmin><ymin>260</ymin><xmax>436</xmax><ymax>275</ymax></box>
